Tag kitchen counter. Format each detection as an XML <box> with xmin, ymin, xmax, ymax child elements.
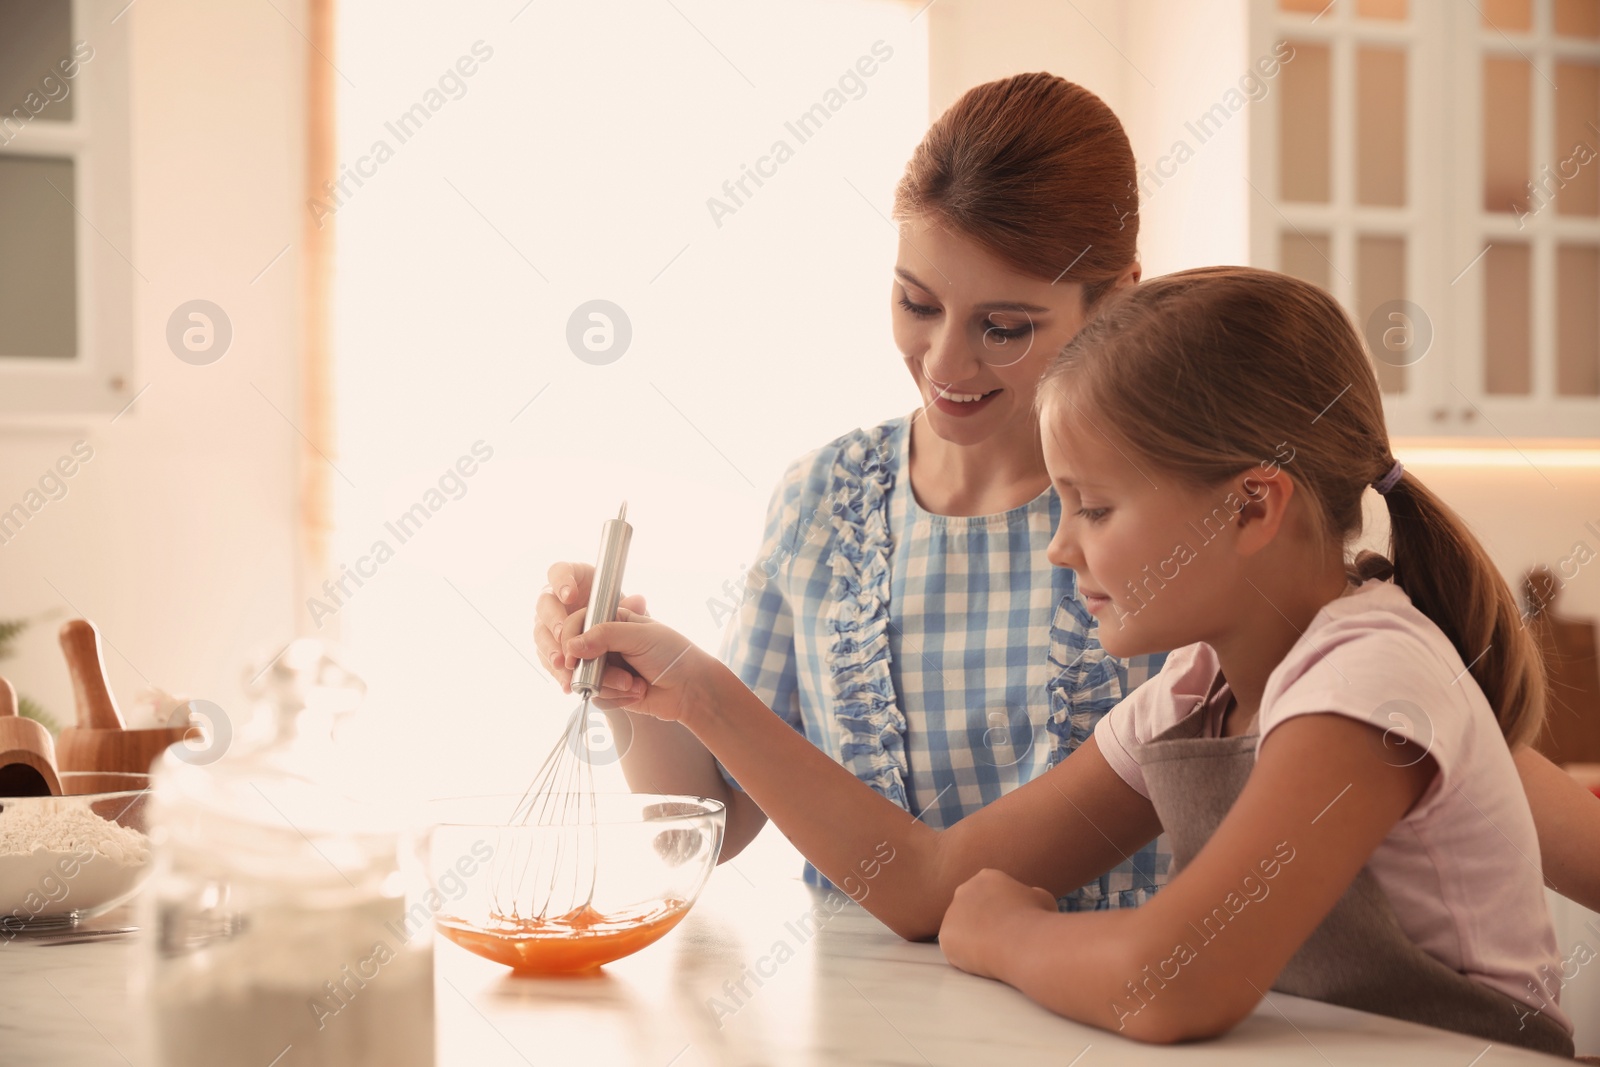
<box><xmin>1</xmin><ymin>868</ymin><xmax>1584</xmax><ymax>1067</ymax></box>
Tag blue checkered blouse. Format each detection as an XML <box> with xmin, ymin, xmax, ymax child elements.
<box><xmin>716</xmin><ymin>414</ymin><xmax>1171</xmax><ymax>909</ymax></box>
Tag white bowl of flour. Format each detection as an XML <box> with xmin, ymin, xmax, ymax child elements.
<box><xmin>0</xmin><ymin>774</ymin><xmax>153</xmax><ymax>934</ymax></box>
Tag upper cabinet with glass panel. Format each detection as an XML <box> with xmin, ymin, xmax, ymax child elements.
<box><xmin>0</xmin><ymin>1</ymin><xmax>80</xmax><ymax>360</ymax></box>
<box><xmin>1477</xmin><ymin>0</ymin><xmax>1600</xmax><ymax>411</ymax></box>
<box><xmin>0</xmin><ymin>0</ymin><xmax>77</xmax><ymax>122</ymax></box>
<box><xmin>1252</xmin><ymin>0</ymin><xmax>1600</xmax><ymax>439</ymax></box>
<box><xmin>0</xmin><ymin>0</ymin><xmax>134</xmax><ymax>414</ymax></box>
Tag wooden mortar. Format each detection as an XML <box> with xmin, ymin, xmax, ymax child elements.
<box><xmin>55</xmin><ymin>619</ymin><xmax>197</xmax><ymax>775</ymax></box>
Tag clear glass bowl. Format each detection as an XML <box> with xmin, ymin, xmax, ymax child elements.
<box><xmin>420</xmin><ymin>793</ymin><xmax>724</xmax><ymax>974</ymax></box>
<box><xmin>0</xmin><ymin>772</ymin><xmax>153</xmax><ymax>934</ymax></box>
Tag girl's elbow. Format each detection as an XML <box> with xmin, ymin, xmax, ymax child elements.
<box><xmin>1120</xmin><ymin>1010</ymin><xmax>1244</xmax><ymax>1045</ymax></box>
<box><xmin>1113</xmin><ymin>991</ymin><xmax>1257</xmax><ymax>1045</ymax></box>
<box><xmin>879</xmin><ymin>908</ymin><xmax>942</xmax><ymax>943</ymax></box>
<box><xmin>1095</xmin><ymin>948</ymin><xmax>1259</xmax><ymax>1045</ymax></box>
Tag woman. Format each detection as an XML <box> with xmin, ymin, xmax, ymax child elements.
<box><xmin>541</xmin><ymin>73</ymin><xmax>1164</xmax><ymax>910</ymax></box>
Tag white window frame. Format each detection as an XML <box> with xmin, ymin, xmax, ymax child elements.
<box><xmin>0</xmin><ymin>0</ymin><xmax>134</xmax><ymax>416</ymax></box>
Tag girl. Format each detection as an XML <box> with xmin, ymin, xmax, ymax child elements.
<box><xmin>558</xmin><ymin>268</ymin><xmax>1577</xmax><ymax>1055</ymax></box>
<box><xmin>539</xmin><ymin>73</ymin><xmax>1167</xmax><ymax>910</ymax></box>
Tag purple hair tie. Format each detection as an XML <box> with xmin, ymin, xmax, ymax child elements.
<box><xmin>1372</xmin><ymin>459</ymin><xmax>1404</xmax><ymax>495</ymax></box>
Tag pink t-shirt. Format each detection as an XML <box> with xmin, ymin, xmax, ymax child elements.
<box><xmin>1094</xmin><ymin>578</ymin><xmax>1570</xmax><ymax>1034</ymax></box>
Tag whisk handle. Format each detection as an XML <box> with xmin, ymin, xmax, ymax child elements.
<box><xmin>572</xmin><ymin>506</ymin><xmax>633</xmax><ymax>696</ymax></box>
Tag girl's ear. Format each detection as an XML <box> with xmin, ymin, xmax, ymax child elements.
<box><xmin>1231</xmin><ymin>467</ymin><xmax>1296</xmax><ymax>557</ymax></box>
<box><xmin>1114</xmin><ymin>260</ymin><xmax>1141</xmax><ymax>289</ymax></box>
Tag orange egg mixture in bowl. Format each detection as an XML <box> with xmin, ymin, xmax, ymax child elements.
<box><xmin>420</xmin><ymin>794</ymin><xmax>724</xmax><ymax>974</ymax></box>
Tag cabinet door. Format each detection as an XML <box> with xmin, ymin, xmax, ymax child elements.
<box><xmin>1452</xmin><ymin>1</ymin><xmax>1600</xmax><ymax>438</ymax></box>
<box><xmin>0</xmin><ymin>0</ymin><xmax>134</xmax><ymax>416</ymax></box>
<box><xmin>1256</xmin><ymin>0</ymin><xmax>1600</xmax><ymax>440</ymax></box>
<box><xmin>1256</xmin><ymin>0</ymin><xmax>1450</xmax><ymax>435</ymax></box>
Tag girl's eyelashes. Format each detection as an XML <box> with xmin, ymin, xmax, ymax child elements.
<box><xmin>1075</xmin><ymin>506</ymin><xmax>1110</xmax><ymax>523</ymax></box>
<box><xmin>898</xmin><ymin>295</ymin><xmax>939</xmax><ymax>318</ymax></box>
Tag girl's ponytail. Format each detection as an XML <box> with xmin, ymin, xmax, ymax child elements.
<box><xmin>1378</xmin><ymin>469</ymin><xmax>1546</xmax><ymax>747</ymax></box>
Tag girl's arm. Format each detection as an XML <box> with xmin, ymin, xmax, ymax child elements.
<box><xmin>534</xmin><ymin>564</ymin><xmax>771</xmax><ymax>860</ymax></box>
<box><xmin>563</xmin><ymin>611</ymin><xmax>1163</xmax><ymax>941</ymax></box>
<box><xmin>1515</xmin><ymin>745</ymin><xmax>1600</xmax><ymax>913</ymax></box>
<box><xmin>695</xmin><ymin>657</ymin><xmax>1162</xmax><ymax>939</ymax></box>
<box><xmin>940</xmin><ymin>713</ymin><xmax>1436</xmax><ymax>1044</ymax></box>
<box><xmin>597</xmin><ymin>706</ymin><xmax>772</xmax><ymax>862</ymax></box>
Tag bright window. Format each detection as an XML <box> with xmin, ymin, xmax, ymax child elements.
<box><xmin>331</xmin><ymin>1</ymin><xmax>929</xmax><ymax>793</ymax></box>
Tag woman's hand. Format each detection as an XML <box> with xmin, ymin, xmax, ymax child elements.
<box><xmin>560</xmin><ymin>606</ymin><xmax>721</xmax><ymax>727</ymax></box>
<box><xmin>534</xmin><ymin>561</ymin><xmax>649</xmax><ymax>704</ymax></box>
<box><xmin>938</xmin><ymin>868</ymin><xmax>1057</xmax><ymax>980</ymax></box>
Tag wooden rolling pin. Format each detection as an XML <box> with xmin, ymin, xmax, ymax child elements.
<box><xmin>55</xmin><ymin>619</ymin><xmax>196</xmax><ymax>775</ymax></box>
<box><xmin>0</xmin><ymin>675</ymin><xmax>62</xmax><ymax>796</ymax></box>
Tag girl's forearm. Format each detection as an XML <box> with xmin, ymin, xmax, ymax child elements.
<box><xmin>683</xmin><ymin>660</ymin><xmax>948</xmax><ymax>939</ymax></box>
<box><xmin>994</xmin><ymin>906</ymin><xmax>1252</xmax><ymax>1044</ymax></box>
<box><xmin>993</xmin><ymin>908</ymin><xmax>1145</xmax><ymax>1033</ymax></box>
<box><xmin>599</xmin><ymin>708</ymin><xmax>769</xmax><ymax>859</ymax></box>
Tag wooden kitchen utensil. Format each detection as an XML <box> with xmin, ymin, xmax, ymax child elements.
<box><xmin>0</xmin><ymin>675</ymin><xmax>62</xmax><ymax>796</ymax></box>
<box><xmin>55</xmin><ymin>619</ymin><xmax>196</xmax><ymax>775</ymax></box>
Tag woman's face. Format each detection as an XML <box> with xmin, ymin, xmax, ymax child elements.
<box><xmin>892</xmin><ymin>216</ymin><xmax>1101</xmax><ymax>448</ymax></box>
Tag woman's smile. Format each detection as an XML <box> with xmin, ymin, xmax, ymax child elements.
<box><xmin>927</xmin><ymin>378</ymin><xmax>1004</xmax><ymax>417</ymax></box>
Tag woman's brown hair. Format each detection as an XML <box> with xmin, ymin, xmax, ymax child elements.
<box><xmin>1038</xmin><ymin>266</ymin><xmax>1545</xmax><ymax>747</ymax></box>
<box><xmin>893</xmin><ymin>73</ymin><xmax>1138</xmax><ymax>305</ymax></box>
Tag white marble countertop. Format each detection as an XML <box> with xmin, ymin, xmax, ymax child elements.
<box><xmin>1</xmin><ymin>866</ymin><xmax>1583</xmax><ymax>1067</ymax></box>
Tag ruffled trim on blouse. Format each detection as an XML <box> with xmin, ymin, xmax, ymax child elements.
<box><xmin>821</xmin><ymin>423</ymin><xmax>908</xmax><ymax>810</ymax></box>
<box><xmin>1045</xmin><ymin>591</ymin><xmax>1135</xmax><ymax>766</ymax></box>
<box><xmin>1046</xmin><ymin>591</ymin><xmax>1156</xmax><ymax>910</ymax></box>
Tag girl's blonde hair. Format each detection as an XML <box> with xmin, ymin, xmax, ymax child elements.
<box><xmin>1040</xmin><ymin>266</ymin><xmax>1545</xmax><ymax>747</ymax></box>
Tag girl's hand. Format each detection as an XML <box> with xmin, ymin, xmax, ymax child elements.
<box><xmin>938</xmin><ymin>868</ymin><xmax>1058</xmax><ymax>980</ymax></box>
<box><xmin>534</xmin><ymin>561</ymin><xmax>649</xmax><ymax>704</ymax></box>
<box><xmin>560</xmin><ymin>606</ymin><xmax>719</xmax><ymax>727</ymax></box>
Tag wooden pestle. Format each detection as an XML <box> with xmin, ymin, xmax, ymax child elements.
<box><xmin>60</xmin><ymin>619</ymin><xmax>125</xmax><ymax>730</ymax></box>
<box><xmin>55</xmin><ymin>619</ymin><xmax>195</xmax><ymax>775</ymax></box>
<box><xmin>0</xmin><ymin>675</ymin><xmax>63</xmax><ymax>796</ymax></box>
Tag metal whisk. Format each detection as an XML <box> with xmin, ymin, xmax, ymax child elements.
<box><xmin>495</xmin><ymin>503</ymin><xmax>633</xmax><ymax>924</ymax></box>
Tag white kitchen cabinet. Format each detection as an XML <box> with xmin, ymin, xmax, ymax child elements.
<box><xmin>0</xmin><ymin>0</ymin><xmax>135</xmax><ymax>416</ymax></box>
<box><xmin>1252</xmin><ymin>0</ymin><xmax>1600</xmax><ymax>440</ymax></box>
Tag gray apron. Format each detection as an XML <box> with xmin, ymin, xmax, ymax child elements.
<box><xmin>1135</xmin><ymin>697</ymin><xmax>1575</xmax><ymax>1058</ymax></box>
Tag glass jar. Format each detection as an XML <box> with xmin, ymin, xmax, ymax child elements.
<box><xmin>141</xmin><ymin>640</ymin><xmax>434</xmax><ymax>1067</ymax></box>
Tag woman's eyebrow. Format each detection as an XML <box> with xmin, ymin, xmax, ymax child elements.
<box><xmin>977</xmin><ymin>299</ymin><xmax>1050</xmax><ymax>313</ymax></box>
<box><xmin>894</xmin><ymin>267</ymin><xmax>936</xmax><ymax>293</ymax></box>
<box><xmin>894</xmin><ymin>268</ymin><xmax>1049</xmax><ymax>313</ymax></box>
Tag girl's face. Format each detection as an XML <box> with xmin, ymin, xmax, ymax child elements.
<box><xmin>1039</xmin><ymin>396</ymin><xmax>1249</xmax><ymax>659</ymax></box>
<box><xmin>892</xmin><ymin>216</ymin><xmax>1097</xmax><ymax>448</ymax></box>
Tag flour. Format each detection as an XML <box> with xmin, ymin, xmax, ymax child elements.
<box><xmin>0</xmin><ymin>802</ymin><xmax>150</xmax><ymax>864</ymax></box>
